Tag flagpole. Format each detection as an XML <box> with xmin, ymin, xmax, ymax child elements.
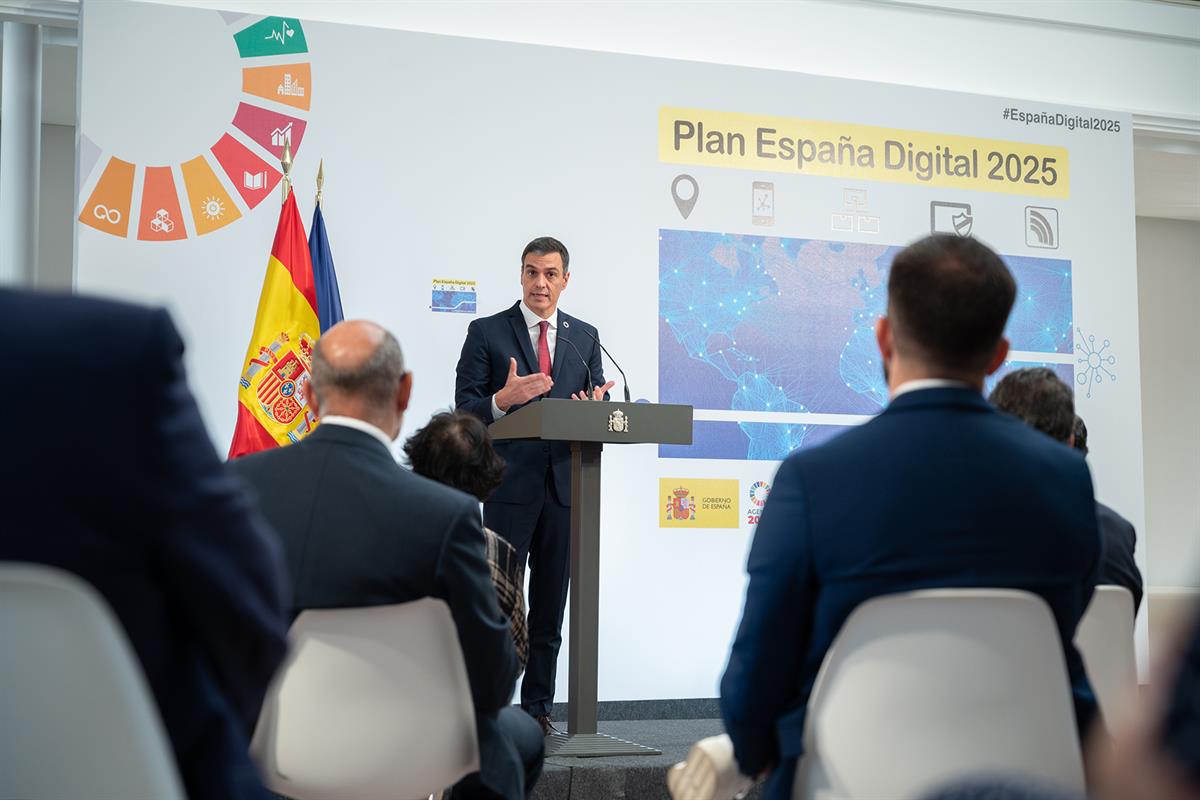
<box><xmin>280</xmin><ymin>138</ymin><xmax>293</xmax><ymax>204</ymax></box>
<box><xmin>315</xmin><ymin>159</ymin><xmax>324</xmax><ymax>208</ymax></box>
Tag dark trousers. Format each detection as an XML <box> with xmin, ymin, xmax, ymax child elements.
<box><xmin>451</xmin><ymin>706</ymin><xmax>545</xmax><ymax>800</ymax></box>
<box><xmin>485</xmin><ymin>474</ymin><xmax>570</xmax><ymax>717</ymax></box>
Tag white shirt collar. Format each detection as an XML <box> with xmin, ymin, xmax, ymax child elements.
<box><xmin>892</xmin><ymin>378</ymin><xmax>971</xmax><ymax>399</ymax></box>
<box><xmin>319</xmin><ymin>415</ymin><xmax>395</xmax><ymax>452</ymax></box>
<box><xmin>519</xmin><ymin>301</ymin><xmax>558</xmax><ymax>330</ymax></box>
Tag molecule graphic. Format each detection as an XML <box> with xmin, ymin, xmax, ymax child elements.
<box><xmin>1075</xmin><ymin>327</ymin><xmax>1116</xmax><ymax>399</ymax></box>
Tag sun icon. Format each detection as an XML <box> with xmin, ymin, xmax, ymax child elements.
<box><xmin>201</xmin><ymin>196</ymin><xmax>225</xmax><ymax>221</ymax></box>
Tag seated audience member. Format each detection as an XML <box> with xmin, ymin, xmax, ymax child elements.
<box><xmin>1095</xmin><ymin>603</ymin><xmax>1200</xmax><ymax>800</ymax></box>
<box><xmin>1073</xmin><ymin>414</ymin><xmax>1144</xmax><ymax>613</ymax></box>
<box><xmin>404</xmin><ymin>410</ymin><xmax>529</xmax><ymax>669</ymax></box>
<box><xmin>720</xmin><ymin>235</ymin><xmax>1101</xmax><ymax>800</ymax></box>
<box><xmin>0</xmin><ymin>289</ymin><xmax>290</xmax><ymax>800</ymax></box>
<box><xmin>923</xmin><ymin>589</ymin><xmax>1200</xmax><ymax>800</ymax></box>
<box><xmin>987</xmin><ymin>369</ymin><xmax>1142</xmax><ymax>613</ymax></box>
<box><xmin>229</xmin><ymin>320</ymin><xmax>542</xmax><ymax>800</ymax></box>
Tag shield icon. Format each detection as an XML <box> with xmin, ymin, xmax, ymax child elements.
<box><xmin>930</xmin><ymin>201</ymin><xmax>974</xmax><ymax>237</ymax></box>
<box><xmin>952</xmin><ymin>211</ymin><xmax>974</xmax><ymax>237</ymax></box>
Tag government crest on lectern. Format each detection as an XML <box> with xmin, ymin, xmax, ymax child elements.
<box><xmin>607</xmin><ymin>409</ymin><xmax>629</xmax><ymax>433</ymax></box>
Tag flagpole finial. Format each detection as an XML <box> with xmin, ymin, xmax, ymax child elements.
<box><xmin>316</xmin><ymin>159</ymin><xmax>324</xmax><ymax>208</ymax></box>
<box><xmin>280</xmin><ymin>138</ymin><xmax>293</xmax><ymax>204</ymax></box>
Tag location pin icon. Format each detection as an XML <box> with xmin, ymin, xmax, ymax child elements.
<box><xmin>671</xmin><ymin>174</ymin><xmax>699</xmax><ymax>219</ymax></box>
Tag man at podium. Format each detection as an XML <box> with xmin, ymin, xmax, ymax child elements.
<box><xmin>455</xmin><ymin>236</ymin><xmax>613</xmax><ymax>736</ymax></box>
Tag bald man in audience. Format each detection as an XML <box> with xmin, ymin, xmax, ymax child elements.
<box><xmin>230</xmin><ymin>320</ymin><xmax>543</xmax><ymax>800</ymax></box>
<box><xmin>720</xmin><ymin>236</ymin><xmax>1101</xmax><ymax>800</ymax></box>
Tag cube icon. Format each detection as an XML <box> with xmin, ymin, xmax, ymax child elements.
<box><xmin>149</xmin><ymin>209</ymin><xmax>175</xmax><ymax>234</ymax></box>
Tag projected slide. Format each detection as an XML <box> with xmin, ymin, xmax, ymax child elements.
<box><xmin>659</xmin><ymin>229</ymin><xmax>1073</xmax><ymax>460</ymax></box>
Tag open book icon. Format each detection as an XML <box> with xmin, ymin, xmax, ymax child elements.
<box><xmin>244</xmin><ymin>171</ymin><xmax>266</xmax><ymax>190</ymax></box>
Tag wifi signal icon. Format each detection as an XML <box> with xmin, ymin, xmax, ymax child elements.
<box><xmin>1025</xmin><ymin>206</ymin><xmax>1059</xmax><ymax>249</ymax></box>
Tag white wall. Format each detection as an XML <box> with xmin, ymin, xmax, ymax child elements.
<box><xmin>1136</xmin><ymin>217</ymin><xmax>1200</xmax><ymax>588</ymax></box>
<box><xmin>151</xmin><ymin>0</ymin><xmax>1200</xmax><ymax>123</ymax></box>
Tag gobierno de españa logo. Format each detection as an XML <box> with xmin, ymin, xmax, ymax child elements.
<box><xmin>660</xmin><ymin>478</ymin><xmax>740</xmax><ymax>529</ymax></box>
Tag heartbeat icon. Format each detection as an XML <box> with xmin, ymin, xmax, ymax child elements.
<box><xmin>264</xmin><ymin>20</ymin><xmax>294</xmax><ymax>45</ymax></box>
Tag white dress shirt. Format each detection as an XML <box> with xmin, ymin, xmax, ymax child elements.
<box><xmin>491</xmin><ymin>302</ymin><xmax>559</xmax><ymax>419</ymax></box>
<box><xmin>318</xmin><ymin>415</ymin><xmax>396</xmax><ymax>452</ymax></box>
<box><xmin>891</xmin><ymin>378</ymin><xmax>971</xmax><ymax>399</ymax></box>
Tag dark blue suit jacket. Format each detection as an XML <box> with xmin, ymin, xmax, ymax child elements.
<box><xmin>1097</xmin><ymin>502</ymin><xmax>1143</xmax><ymax>613</ymax></box>
<box><xmin>455</xmin><ymin>302</ymin><xmax>606</xmax><ymax>504</ymax></box>
<box><xmin>229</xmin><ymin>423</ymin><xmax>525</xmax><ymax>799</ymax></box>
<box><xmin>0</xmin><ymin>290</ymin><xmax>290</xmax><ymax>800</ymax></box>
<box><xmin>720</xmin><ymin>388</ymin><xmax>1101</xmax><ymax>800</ymax></box>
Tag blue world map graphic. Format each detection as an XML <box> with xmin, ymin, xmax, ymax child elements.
<box><xmin>658</xmin><ymin>229</ymin><xmax>1073</xmax><ymax>460</ymax></box>
<box><xmin>431</xmin><ymin>290</ymin><xmax>477</xmax><ymax>314</ymax></box>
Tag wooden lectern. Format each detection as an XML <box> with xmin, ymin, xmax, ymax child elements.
<box><xmin>489</xmin><ymin>398</ymin><xmax>693</xmax><ymax>756</ymax></box>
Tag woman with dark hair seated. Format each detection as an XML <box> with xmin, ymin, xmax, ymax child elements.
<box><xmin>404</xmin><ymin>410</ymin><xmax>528</xmax><ymax>669</ymax></box>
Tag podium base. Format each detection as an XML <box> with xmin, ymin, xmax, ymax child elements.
<box><xmin>545</xmin><ymin>731</ymin><xmax>663</xmax><ymax>757</ymax></box>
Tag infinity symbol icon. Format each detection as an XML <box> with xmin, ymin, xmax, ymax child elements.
<box><xmin>93</xmin><ymin>204</ymin><xmax>121</xmax><ymax>224</ymax></box>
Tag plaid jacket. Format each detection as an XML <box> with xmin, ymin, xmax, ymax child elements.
<box><xmin>484</xmin><ymin>526</ymin><xmax>528</xmax><ymax>671</ymax></box>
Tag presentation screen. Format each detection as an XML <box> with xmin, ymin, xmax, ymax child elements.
<box><xmin>76</xmin><ymin>1</ymin><xmax>1144</xmax><ymax>697</ymax></box>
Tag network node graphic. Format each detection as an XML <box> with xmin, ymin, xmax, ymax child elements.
<box><xmin>79</xmin><ymin>14</ymin><xmax>311</xmax><ymax>241</ymax></box>
<box><xmin>1075</xmin><ymin>327</ymin><xmax>1117</xmax><ymax>399</ymax></box>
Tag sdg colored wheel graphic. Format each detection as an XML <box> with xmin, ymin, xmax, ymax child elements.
<box><xmin>78</xmin><ymin>15</ymin><xmax>312</xmax><ymax>242</ymax></box>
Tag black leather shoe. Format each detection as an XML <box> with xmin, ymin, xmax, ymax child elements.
<box><xmin>535</xmin><ymin>714</ymin><xmax>563</xmax><ymax>737</ymax></box>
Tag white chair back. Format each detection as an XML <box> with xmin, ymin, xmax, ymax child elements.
<box><xmin>1075</xmin><ymin>585</ymin><xmax>1137</xmax><ymax>724</ymax></box>
<box><xmin>794</xmin><ymin>589</ymin><xmax>1085</xmax><ymax>800</ymax></box>
<box><xmin>1148</xmin><ymin>586</ymin><xmax>1200</xmax><ymax>674</ymax></box>
<box><xmin>0</xmin><ymin>562</ymin><xmax>185</xmax><ymax>800</ymax></box>
<box><xmin>252</xmin><ymin>598</ymin><xmax>480</xmax><ymax>800</ymax></box>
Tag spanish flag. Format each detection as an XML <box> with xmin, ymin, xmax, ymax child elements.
<box><xmin>228</xmin><ymin>189</ymin><xmax>321</xmax><ymax>458</ymax></box>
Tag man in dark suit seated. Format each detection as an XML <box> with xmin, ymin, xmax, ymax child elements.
<box><xmin>988</xmin><ymin>369</ymin><xmax>1143</xmax><ymax>613</ymax></box>
<box><xmin>230</xmin><ymin>320</ymin><xmax>542</xmax><ymax>800</ymax></box>
<box><xmin>0</xmin><ymin>289</ymin><xmax>290</xmax><ymax>800</ymax></box>
<box><xmin>720</xmin><ymin>235</ymin><xmax>1102</xmax><ymax>800</ymax></box>
<box><xmin>1073</xmin><ymin>414</ymin><xmax>1144</xmax><ymax>613</ymax></box>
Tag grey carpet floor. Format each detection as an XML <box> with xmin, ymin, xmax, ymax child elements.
<box><xmin>275</xmin><ymin>718</ymin><xmax>758</xmax><ymax>800</ymax></box>
<box><xmin>533</xmin><ymin>718</ymin><xmax>761</xmax><ymax>800</ymax></box>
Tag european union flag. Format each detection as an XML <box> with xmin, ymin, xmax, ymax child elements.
<box><xmin>309</xmin><ymin>204</ymin><xmax>344</xmax><ymax>333</ymax></box>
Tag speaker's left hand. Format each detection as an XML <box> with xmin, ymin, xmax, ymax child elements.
<box><xmin>571</xmin><ymin>381</ymin><xmax>616</xmax><ymax>401</ymax></box>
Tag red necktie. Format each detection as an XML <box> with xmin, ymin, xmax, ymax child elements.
<box><xmin>537</xmin><ymin>320</ymin><xmax>552</xmax><ymax>378</ymax></box>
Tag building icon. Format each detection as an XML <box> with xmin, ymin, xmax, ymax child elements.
<box><xmin>271</xmin><ymin>123</ymin><xmax>293</xmax><ymax>147</ymax></box>
<box><xmin>277</xmin><ymin>73</ymin><xmax>305</xmax><ymax>98</ymax></box>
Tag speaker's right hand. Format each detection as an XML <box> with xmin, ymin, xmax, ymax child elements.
<box><xmin>494</xmin><ymin>358</ymin><xmax>553</xmax><ymax>411</ymax></box>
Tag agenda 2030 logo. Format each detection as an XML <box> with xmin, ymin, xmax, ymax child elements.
<box><xmin>746</xmin><ymin>481</ymin><xmax>771</xmax><ymax>526</ymax></box>
<box><xmin>659</xmin><ymin>479</ymin><xmax>739</xmax><ymax>529</ymax></box>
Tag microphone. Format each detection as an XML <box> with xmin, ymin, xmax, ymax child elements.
<box><xmin>576</xmin><ymin>326</ymin><xmax>631</xmax><ymax>403</ymax></box>
<box><xmin>557</xmin><ymin>335</ymin><xmax>594</xmax><ymax>396</ymax></box>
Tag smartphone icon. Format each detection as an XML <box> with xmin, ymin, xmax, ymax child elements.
<box><xmin>752</xmin><ymin>181</ymin><xmax>774</xmax><ymax>226</ymax></box>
